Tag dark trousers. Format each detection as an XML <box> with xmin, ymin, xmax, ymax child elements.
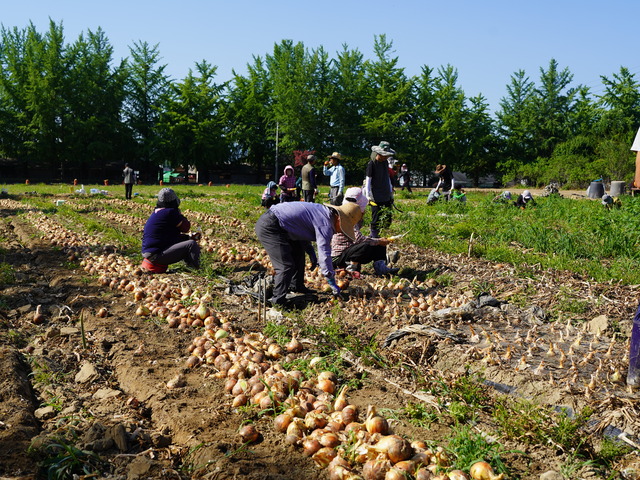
<box><xmin>255</xmin><ymin>210</ymin><xmax>305</xmax><ymax>303</ymax></box>
<box><xmin>125</xmin><ymin>183</ymin><xmax>133</xmax><ymax>199</ymax></box>
<box><xmin>333</xmin><ymin>242</ymin><xmax>386</xmax><ymax>268</ymax></box>
<box><xmin>370</xmin><ymin>200</ymin><xmax>393</xmax><ymax>238</ymax></box>
<box><xmin>329</xmin><ymin>187</ymin><xmax>343</xmax><ymax>205</ymax></box>
<box><xmin>150</xmin><ymin>237</ymin><xmax>200</xmax><ymax>269</ymax></box>
<box><xmin>303</xmin><ymin>190</ymin><xmax>315</xmax><ymax>202</ymax></box>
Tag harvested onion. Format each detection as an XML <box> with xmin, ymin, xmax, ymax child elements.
<box><xmin>469</xmin><ymin>461</ymin><xmax>504</xmax><ymax>480</ymax></box>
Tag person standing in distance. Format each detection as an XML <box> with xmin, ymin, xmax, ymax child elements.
<box><xmin>301</xmin><ymin>154</ymin><xmax>318</xmax><ymax>202</ymax></box>
<box><xmin>323</xmin><ymin>152</ymin><xmax>346</xmax><ymax>205</ymax></box>
<box><xmin>123</xmin><ymin>163</ymin><xmax>136</xmax><ymax>200</ymax></box>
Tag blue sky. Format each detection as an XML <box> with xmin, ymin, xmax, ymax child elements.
<box><xmin>3</xmin><ymin>0</ymin><xmax>639</xmax><ymax>112</ymax></box>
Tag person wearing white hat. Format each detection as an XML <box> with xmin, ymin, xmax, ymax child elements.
<box><xmin>255</xmin><ymin>200</ymin><xmax>362</xmax><ymax>306</ymax></box>
<box><xmin>514</xmin><ymin>190</ymin><xmax>535</xmax><ymax>209</ymax></box>
<box><xmin>330</xmin><ymin>187</ymin><xmax>400</xmax><ymax>276</ymax></box>
<box><xmin>141</xmin><ymin>188</ymin><xmax>201</xmax><ymax>273</ymax></box>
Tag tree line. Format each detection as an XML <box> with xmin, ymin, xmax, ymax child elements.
<box><xmin>1</xmin><ymin>20</ymin><xmax>639</xmax><ymax>187</ymax></box>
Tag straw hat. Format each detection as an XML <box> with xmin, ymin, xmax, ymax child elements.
<box><xmin>435</xmin><ymin>164</ymin><xmax>447</xmax><ymax>174</ymax></box>
<box><xmin>325</xmin><ymin>201</ymin><xmax>362</xmax><ymax>241</ymax></box>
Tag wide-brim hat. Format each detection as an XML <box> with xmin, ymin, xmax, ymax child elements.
<box><xmin>327</xmin><ymin>152</ymin><xmax>343</xmax><ymax>161</ymax></box>
<box><xmin>325</xmin><ymin>201</ymin><xmax>363</xmax><ymax>242</ymax></box>
<box><xmin>371</xmin><ymin>145</ymin><xmax>395</xmax><ymax>157</ymax></box>
<box><xmin>435</xmin><ymin>164</ymin><xmax>447</xmax><ymax>174</ymax></box>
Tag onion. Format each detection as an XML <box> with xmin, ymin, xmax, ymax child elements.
<box><xmin>286</xmin><ymin>334</ymin><xmax>303</xmax><ymax>353</ymax></box>
<box><xmin>415</xmin><ymin>468</ymin><xmax>433</xmax><ymax>480</ymax></box>
<box><xmin>385</xmin><ymin>467</ymin><xmax>407</xmax><ymax>480</ymax></box>
<box><xmin>239</xmin><ymin>424</ymin><xmax>260</xmax><ymax>443</ymax></box>
<box><xmin>97</xmin><ymin>307</ymin><xmax>108</xmax><ymax>318</ymax></box>
<box><xmin>273</xmin><ymin>413</ymin><xmax>292</xmax><ymax>433</ymax></box>
<box><xmin>341</xmin><ymin>405</ymin><xmax>359</xmax><ymax>425</ymax></box>
<box><xmin>448</xmin><ymin>470</ymin><xmax>470</xmax><ymax>480</ymax></box>
<box><xmin>469</xmin><ymin>461</ymin><xmax>504</xmax><ymax>480</ymax></box>
<box><xmin>365</xmin><ymin>405</ymin><xmax>390</xmax><ymax>435</ymax></box>
<box><xmin>303</xmin><ymin>437</ymin><xmax>322</xmax><ymax>456</ymax></box>
<box><xmin>30</xmin><ymin>304</ymin><xmax>45</xmax><ymax>324</ymax></box>
<box><xmin>333</xmin><ymin>385</ymin><xmax>349</xmax><ymax>411</ymax></box>
<box><xmin>362</xmin><ymin>455</ymin><xmax>391</xmax><ymax>480</ymax></box>
<box><xmin>370</xmin><ymin>435</ymin><xmax>413</xmax><ymax>464</ymax></box>
<box><xmin>312</xmin><ymin>447</ymin><xmax>337</xmax><ymax>468</ymax></box>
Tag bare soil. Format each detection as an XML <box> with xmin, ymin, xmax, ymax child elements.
<box><xmin>0</xmin><ymin>193</ymin><xmax>638</xmax><ymax>480</ymax></box>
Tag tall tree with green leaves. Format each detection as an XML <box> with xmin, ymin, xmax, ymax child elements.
<box><xmin>327</xmin><ymin>45</ymin><xmax>368</xmax><ymax>160</ymax></box>
<box><xmin>529</xmin><ymin>59</ymin><xmax>576</xmax><ymax>159</ymax></box>
<box><xmin>495</xmin><ymin>69</ymin><xmax>536</xmax><ymax>180</ymax></box>
<box><xmin>362</xmin><ymin>35</ymin><xmax>413</xmax><ymax>150</ymax></box>
<box><xmin>226</xmin><ymin>55</ymin><xmax>273</xmax><ymax>177</ymax></box>
<box><xmin>64</xmin><ymin>28</ymin><xmax>128</xmax><ymax>180</ymax></box>
<box><xmin>123</xmin><ymin>41</ymin><xmax>171</xmax><ymax>180</ymax></box>
<box><xmin>156</xmin><ymin>60</ymin><xmax>228</xmax><ymax>180</ymax></box>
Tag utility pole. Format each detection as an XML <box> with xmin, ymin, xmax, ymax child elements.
<box><xmin>274</xmin><ymin>122</ymin><xmax>279</xmax><ymax>181</ymax></box>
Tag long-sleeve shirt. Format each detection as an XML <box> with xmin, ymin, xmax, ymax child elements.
<box><xmin>323</xmin><ymin>164</ymin><xmax>345</xmax><ymax>191</ymax></box>
<box><xmin>269</xmin><ymin>202</ymin><xmax>336</xmax><ymax>278</ymax></box>
<box><xmin>331</xmin><ymin>222</ymin><xmax>367</xmax><ymax>257</ymax></box>
<box><xmin>364</xmin><ymin>160</ymin><xmax>393</xmax><ymax>202</ymax></box>
<box><xmin>279</xmin><ymin>173</ymin><xmax>297</xmax><ymax>199</ymax></box>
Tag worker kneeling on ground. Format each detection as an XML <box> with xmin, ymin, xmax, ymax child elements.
<box><xmin>255</xmin><ymin>201</ymin><xmax>362</xmax><ymax>307</ymax></box>
<box><xmin>141</xmin><ymin>188</ymin><xmax>201</xmax><ymax>273</ymax></box>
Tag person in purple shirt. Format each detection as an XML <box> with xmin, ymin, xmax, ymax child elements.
<box><xmin>255</xmin><ymin>201</ymin><xmax>362</xmax><ymax>307</ymax></box>
<box><xmin>141</xmin><ymin>188</ymin><xmax>201</xmax><ymax>273</ymax></box>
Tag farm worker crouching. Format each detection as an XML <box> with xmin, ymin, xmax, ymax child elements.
<box><xmin>365</xmin><ymin>145</ymin><xmax>396</xmax><ymax>238</ymax></box>
<box><xmin>255</xmin><ymin>201</ymin><xmax>362</xmax><ymax>307</ymax></box>
<box><xmin>514</xmin><ymin>190</ymin><xmax>536</xmax><ymax>209</ymax></box>
<box><xmin>434</xmin><ymin>164</ymin><xmax>454</xmax><ymax>200</ymax></box>
<box><xmin>278</xmin><ymin>165</ymin><xmax>297</xmax><ymax>203</ymax></box>
<box><xmin>323</xmin><ymin>152</ymin><xmax>346</xmax><ymax>205</ymax></box>
<box><xmin>331</xmin><ymin>187</ymin><xmax>400</xmax><ymax>277</ymax></box>
<box><xmin>493</xmin><ymin>191</ymin><xmax>512</xmax><ymax>203</ymax></box>
<box><xmin>141</xmin><ymin>188</ymin><xmax>201</xmax><ymax>274</ymax></box>
<box><xmin>261</xmin><ymin>181</ymin><xmax>280</xmax><ymax>208</ymax></box>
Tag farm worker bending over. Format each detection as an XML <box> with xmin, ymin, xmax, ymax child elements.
<box><xmin>323</xmin><ymin>152</ymin><xmax>346</xmax><ymax>205</ymax></box>
<box><xmin>255</xmin><ymin>201</ymin><xmax>362</xmax><ymax>307</ymax></box>
<box><xmin>514</xmin><ymin>190</ymin><xmax>535</xmax><ymax>209</ymax></box>
<box><xmin>434</xmin><ymin>164</ymin><xmax>454</xmax><ymax>200</ymax></box>
<box><xmin>261</xmin><ymin>181</ymin><xmax>280</xmax><ymax>208</ymax></box>
<box><xmin>278</xmin><ymin>165</ymin><xmax>297</xmax><ymax>202</ymax></box>
<box><xmin>141</xmin><ymin>188</ymin><xmax>200</xmax><ymax>273</ymax></box>
<box><xmin>365</xmin><ymin>145</ymin><xmax>396</xmax><ymax>238</ymax></box>
<box><xmin>331</xmin><ymin>187</ymin><xmax>400</xmax><ymax>276</ymax></box>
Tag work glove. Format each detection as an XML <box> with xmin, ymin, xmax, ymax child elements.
<box><xmin>326</xmin><ymin>277</ymin><xmax>341</xmax><ymax>297</ymax></box>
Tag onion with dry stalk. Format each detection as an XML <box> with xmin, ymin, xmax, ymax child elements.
<box><xmin>469</xmin><ymin>461</ymin><xmax>504</xmax><ymax>480</ymax></box>
<box><xmin>368</xmin><ymin>435</ymin><xmax>414</xmax><ymax>464</ymax></box>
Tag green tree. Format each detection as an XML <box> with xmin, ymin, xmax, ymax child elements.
<box><xmin>156</xmin><ymin>61</ymin><xmax>228</xmax><ymax>180</ymax></box>
<box><xmin>495</xmin><ymin>69</ymin><xmax>536</xmax><ymax>180</ymax></box>
<box><xmin>362</xmin><ymin>35</ymin><xmax>413</xmax><ymax>149</ymax></box>
<box><xmin>226</xmin><ymin>55</ymin><xmax>273</xmax><ymax>178</ymax></box>
<box><xmin>123</xmin><ymin>41</ymin><xmax>171</xmax><ymax>181</ymax></box>
<box><xmin>64</xmin><ymin>28</ymin><xmax>128</xmax><ymax>181</ymax></box>
<box><xmin>326</xmin><ymin>45</ymin><xmax>368</xmax><ymax>159</ymax></box>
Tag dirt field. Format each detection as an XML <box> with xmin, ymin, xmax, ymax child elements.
<box><xmin>0</xmin><ymin>192</ymin><xmax>638</xmax><ymax>480</ymax></box>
